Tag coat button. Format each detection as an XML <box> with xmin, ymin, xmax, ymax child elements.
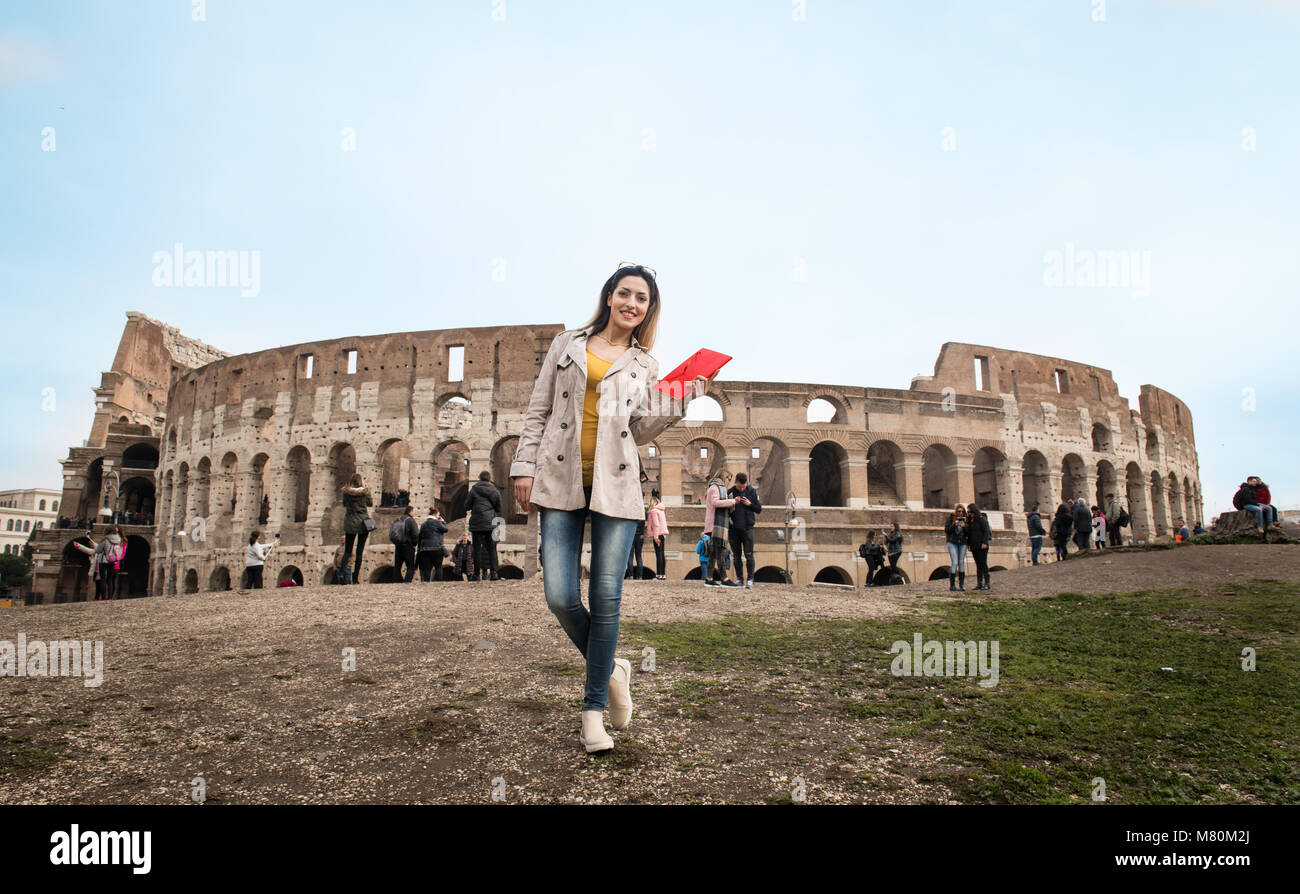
<box><xmin>626</xmin><ymin>399</ymin><xmax>631</xmax><ymax>406</ymax></box>
<box><xmin>621</xmin><ymin>430</ymin><xmax>628</xmax><ymax>438</ymax></box>
<box><xmin>560</xmin><ymin>422</ymin><xmax>567</xmax><ymax>429</ymax></box>
<box><xmin>619</xmin><ymin>463</ymin><xmax>626</xmax><ymax>470</ymax></box>
<box><xmin>557</xmin><ymin>455</ymin><xmax>564</xmax><ymax>461</ymax></box>
<box><xmin>631</xmin><ymin>372</ymin><xmax>636</xmax><ymax>378</ymax></box>
<box><xmin>562</xmin><ymin>391</ymin><xmax>568</xmax><ymax>398</ymax></box>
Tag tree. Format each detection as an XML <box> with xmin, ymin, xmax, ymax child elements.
<box><xmin>0</xmin><ymin>552</ymin><xmax>33</xmax><ymax>590</ymax></box>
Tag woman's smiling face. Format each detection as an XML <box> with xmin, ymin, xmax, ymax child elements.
<box><xmin>606</xmin><ymin>275</ymin><xmax>651</xmax><ymax>336</ymax></box>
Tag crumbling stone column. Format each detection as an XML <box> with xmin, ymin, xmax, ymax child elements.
<box><xmin>900</xmin><ymin>455</ymin><xmax>924</xmax><ymax>510</ymax></box>
<box><xmin>954</xmin><ymin>462</ymin><xmax>975</xmax><ymax>506</ymax></box>
<box><xmin>845</xmin><ymin>456</ymin><xmax>869</xmax><ymax>509</ymax></box>
<box><xmin>787</xmin><ymin>451</ymin><xmax>811</xmax><ymax>509</ymax></box>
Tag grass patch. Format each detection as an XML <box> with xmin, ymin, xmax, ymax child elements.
<box><xmin>623</xmin><ymin>579</ymin><xmax>1300</xmax><ymax>804</ymax></box>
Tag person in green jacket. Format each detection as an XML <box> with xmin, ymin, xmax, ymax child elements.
<box><xmin>340</xmin><ymin>474</ymin><xmax>373</xmax><ymax>584</ymax></box>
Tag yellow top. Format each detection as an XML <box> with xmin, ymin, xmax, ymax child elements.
<box><xmin>581</xmin><ymin>349</ymin><xmax>613</xmax><ymax>487</ymax></box>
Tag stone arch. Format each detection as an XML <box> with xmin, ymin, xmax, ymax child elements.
<box><xmin>1149</xmin><ymin>471</ymin><xmax>1168</xmax><ymax>535</ymax></box>
<box><xmin>491</xmin><ymin>436</ymin><xmax>524</xmax><ymax>522</ymax></box>
<box><xmin>1145</xmin><ymin>430</ymin><xmax>1160</xmax><ymax>462</ymax></box>
<box><xmin>119</xmin><ymin>475</ymin><xmax>155</xmax><ymax>522</ymax></box>
<box><xmin>431</xmin><ymin>440</ymin><xmax>472</xmax><ymax>521</ymax></box>
<box><xmin>59</xmin><ymin>536</ymin><xmax>93</xmax><ymax>599</ymax></box>
<box><xmin>80</xmin><ymin>457</ymin><xmax>104</xmax><ymax>520</ymax></box>
<box><xmin>639</xmin><ymin>441</ymin><xmax>662</xmax><ymax>497</ymax></box>
<box><xmin>805</xmin><ymin>394</ymin><xmax>848</xmax><ymax>425</ymax></box>
<box><xmin>250</xmin><ymin>453</ymin><xmax>270</xmax><ymax>525</ymax></box>
<box><xmin>1095</xmin><ymin>460</ymin><xmax>1118</xmax><ymax>510</ymax></box>
<box><xmin>746</xmin><ymin>437</ymin><xmax>789</xmax><ymax>508</ymax></box>
<box><xmin>813</xmin><ymin>565</ymin><xmax>852</xmax><ymax>585</ymax></box>
<box><xmin>810</xmin><ymin>440</ymin><xmax>850</xmax><ymax>507</ymax></box>
<box><xmin>1167</xmin><ymin>473</ymin><xmax>1182</xmax><ymax>529</ymax></box>
<box><xmin>209</xmin><ymin>566</ymin><xmax>232</xmax><ymax>591</ymax></box>
<box><xmin>213</xmin><ymin>452</ymin><xmax>239</xmax><ymax>521</ymax></box>
<box><xmin>928</xmin><ymin>566</ymin><xmax>951</xmax><ymax>581</ymax></box>
<box><xmin>277</xmin><ymin>565</ymin><xmax>305</xmax><ymax>587</ymax></box>
<box><xmin>684</xmin><ymin>394</ymin><xmax>725</xmax><ymax>424</ymax></box>
<box><xmin>1183</xmin><ymin>476</ymin><xmax>1194</xmax><ymax>528</ymax></box>
<box><xmin>682</xmin><ymin>437</ymin><xmax>727</xmax><ymax>505</ymax></box>
<box><xmin>283</xmin><ymin>446</ymin><xmax>312</xmax><ymax>523</ymax></box>
<box><xmin>184</xmin><ymin>569</ymin><xmax>199</xmax><ymax>594</ymax></box>
<box><xmin>1021</xmin><ymin>450</ymin><xmax>1050</xmax><ymax>513</ymax></box>
<box><xmin>1091</xmin><ymin>423</ymin><xmax>1112</xmax><ymax>453</ymax></box>
<box><xmin>867</xmin><ymin>439</ymin><xmax>906</xmax><ymax>505</ymax></box>
<box><xmin>754</xmin><ymin>565</ymin><xmax>788</xmax><ymax>584</ymax></box>
<box><xmin>173</xmin><ymin>462</ymin><xmax>190</xmax><ymax>529</ymax></box>
<box><xmin>921</xmin><ymin>443</ymin><xmax>959</xmax><ymax>509</ymax></box>
<box><xmin>370</xmin><ymin>565</ymin><xmax>395</xmax><ymax>584</ymax></box>
<box><xmin>1125</xmin><ymin>462</ymin><xmax>1147</xmax><ymax>540</ymax></box>
<box><xmin>972</xmin><ymin>446</ymin><xmax>1006</xmax><ymax>511</ymax></box>
<box><xmin>193</xmin><ymin>456</ymin><xmax>212</xmax><ymax>519</ymax></box>
<box><xmin>1061</xmin><ymin>453</ymin><xmax>1086</xmax><ymax>503</ymax></box>
<box><xmin>498</xmin><ymin>564</ymin><xmax>525</xmax><ymax>580</ymax></box>
<box><xmin>376</xmin><ymin>439</ymin><xmax>412</xmax><ymax>508</ymax></box>
<box><xmin>684</xmin><ymin>565</ymin><xmax>703</xmax><ymax>580</ymax></box>
<box><xmin>121</xmin><ymin>442</ymin><xmax>159</xmax><ymax>469</ymax></box>
<box><xmin>437</xmin><ymin>394</ymin><xmax>474</xmax><ymax>435</ymax></box>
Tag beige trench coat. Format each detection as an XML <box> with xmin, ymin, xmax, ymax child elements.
<box><xmin>510</xmin><ymin>326</ymin><xmax>693</xmax><ymax>520</ymax></box>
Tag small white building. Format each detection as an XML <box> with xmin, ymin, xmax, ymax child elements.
<box><xmin>0</xmin><ymin>488</ymin><xmax>61</xmax><ymax>557</ymax></box>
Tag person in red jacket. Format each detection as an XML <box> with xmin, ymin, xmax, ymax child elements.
<box><xmin>1249</xmin><ymin>476</ymin><xmax>1279</xmax><ymax>527</ymax></box>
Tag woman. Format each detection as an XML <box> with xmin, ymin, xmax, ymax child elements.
<box><xmin>647</xmin><ymin>496</ymin><xmax>668</xmax><ymax>579</ymax></box>
<box><xmin>102</xmin><ymin>526</ymin><xmax>126</xmax><ymax>599</ymax></box>
<box><xmin>245</xmin><ymin>530</ymin><xmax>274</xmax><ymax>589</ymax></box>
<box><xmin>339</xmin><ymin>474</ymin><xmax>373</xmax><ymax>585</ymax></box>
<box><xmin>511</xmin><ymin>263</ymin><xmax>709</xmax><ymax>754</ymax></box>
<box><xmin>966</xmin><ymin>503</ymin><xmax>991</xmax><ymax>590</ymax></box>
<box><xmin>944</xmin><ymin>504</ymin><xmax>969</xmax><ymax>591</ymax></box>
<box><xmin>1052</xmin><ymin>503</ymin><xmax>1072</xmax><ymax>561</ymax></box>
<box><xmin>1026</xmin><ymin>503</ymin><xmax>1046</xmax><ymax>565</ymax></box>
<box><xmin>885</xmin><ymin>521</ymin><xmax>903</xmax><ymax>572</ymax></box>
<box><xmin>1250</xmin><ymin>477</ymin><xmax>1278</xmax><ymax>528</ymax></box>
<box><xmin>71</xmin><ymin>535</ymin><xmax>105</xmax><ymax>600</ymax></box>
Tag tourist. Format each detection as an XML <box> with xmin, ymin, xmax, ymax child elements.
<box><xmin>1193</xmin><ymin>520</ymin><xmax>1206</xmax><ymax>536</ymax></box>
<box><xmin>509</xmin><ymin>262</ymin><xmax>708</xmax><ymax>754</ymax></box>
<box><xmin>418</xmin><ymin>507</ymin><xmax>449</xmax><ymax>582</ymax></box>
<box><xmin>647</xmin><ymin>496</ymin><xmax>668</xmax><ymax>579</ymax></box>
<box><xmin>1027</xmin><ymin>503</ymin><xmax>1046</xmax><ymax>565</ymax></box>
<box><xmin>702</xmin><ymin>470</ymin><xmax>739</xmax><ymax>587</ymax></box>
<box><xmin>467</xmin><ymin>471</ymin><xmax>503</xmax><ymax>581</ymax></box>
<box><xmin>390</xmin><ymin>505</ymin><xmax>419</xmax><ymax>583</ymax></box>
<box><xmin>245</xmin><ymin>530</ymin><xmax>273</xmax><ymax>589</ymax></box>
<box><xmin>340</xmin><ymin>474</ymin><xmax>373</xmax><ymax>585</ymax></box>
<box><xmin>1103</xmin><ymin>493</ymin><xmax>1123</xmax><ymax>547</ymax></box>
<box><xmin>967</xmin><ymin>503</ymin><xmax>992</xmax><ymax>590</ymax></box>
<box><xmin>1176</xmin><ymin>518</ymin><xmax>1192</xmax><ymax>542</ymax></box>
<box><xmin>1249</xmin><ymin>477</ymin><xmax>1279</xmax><ymax>527</ymax></box>
<box><xmin>886</xmin><ymin>521</ymin><xmax>904</xmax><ymax>573</ymax></box>
<box><xmin>1052</xmin><ymin>503</ymin><xmax>1072</xmax><ymax>561</ymax></box>
<box><xmin>859</xmin><ymin>531</ymin><xmax>884</xmax><ymax>587</ymax></box>
<box><xmin>696</xmin><ymin>532</ymin><xmax>710</xmax><ymax>581</ymax></box>
<box><xmin>1092</xmin><ymin>506</ymin><xmax>1106</xmax><ymax>549</ymax></box>
<box><xmin>625</xmin><ymin>509</ymin><xmax>646</xmax><ymax>580</ymax></box>
<box><xmin>727</xmin><ymin>471</ymin><xmax>761</xmax><ymax>589</ymax></box>
<box><xmin>944</xmin><ymin>504</ymin><xmax>969</xmax><ymax>591</ymax></box>
<box><xmin>101</xmin><ymin>526</ymin><xmax>126</xmax><ymax>599</ymax></box>
<box><xmin>450</xmin><ymin>533</ymin><xmax>476</xmax><ymax>581</ymax></box>
<box><xmin>1232</xmin><ymin>478</ymin><xmax>1271</xmax><ymax>534</ymax></box>
<box><xmin>1071</xmin><ymin>497</ymin><xmax>1092</xmax><ymax>553</ymax></box>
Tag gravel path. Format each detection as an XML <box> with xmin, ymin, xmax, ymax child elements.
<box><xmin>2</xmin><ymin>544</ymin><xmax>1295</xmax><ymax>804</ymax></box>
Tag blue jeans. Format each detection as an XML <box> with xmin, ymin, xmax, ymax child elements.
<box><xmin>539</xmin><ymin>486</ymin><xmax>637</xmax><ymax>712</ymax></box>
<box><xmin>1029</xmin><ymin>535</ymin><xmax>1042</xmax><ymax>565</ymax></box>
<box><xmin>1244</xmin><ymin>504</ymin><xmax>1270</xmax><ymax>528</ymax></box>
<box><xmin>947</xmin><ymin>542</ymin><xmax>967</xmax><ymax>573</ymax></box>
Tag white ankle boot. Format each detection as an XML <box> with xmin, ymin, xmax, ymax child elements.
<box><xmin>608</xmin><ymin>658</ymin><xmax>633</xmax><ymax>729</ymax></box>
<box><xmin>579</xmin><ymin>710</ymin><xmax>613</xmax><ymax>753</ymax></box>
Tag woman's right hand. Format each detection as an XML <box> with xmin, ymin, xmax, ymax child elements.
<box><xmin>514</xmin><ymin>477</ymin><xmax>533</xmax><ymax>514</ymax></box>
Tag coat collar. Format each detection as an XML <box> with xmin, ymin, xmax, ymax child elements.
<box><xmin>566</xmin><ymin>325</ymin><xmax>645</xmax><ymax>379</ymax></box>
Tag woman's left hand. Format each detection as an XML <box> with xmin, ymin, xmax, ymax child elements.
<box><xmin>692</xmin><ymin>374</ymin><xmax>715</xmax><ymax>398</ymax></box>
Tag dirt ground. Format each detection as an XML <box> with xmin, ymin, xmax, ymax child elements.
<box><xmin>2</xmin><ymin>544</ymin><xmax>1296</xmax><ymax>804</ymax></box>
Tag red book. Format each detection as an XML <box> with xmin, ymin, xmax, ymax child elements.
<box><xmin>654</xmin><ymin>349</ymin><xmax>732</xmax><ymax>396</ymax></box>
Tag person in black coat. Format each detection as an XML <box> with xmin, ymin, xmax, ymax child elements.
<box><xmin>966</xmin><ymin>503</ymin><xmax>993</xmax><ymax>590</ymax></box>
<box><xmin>727</xmin><ymin>472</ymin><xmax>762</xmax><ymax>587</ymax></box>
<box><xmin>467</xmin><ymin>471</ymin><xmax>503</xmax><ymax>581</ymax></box>
<box><xmin>885</xmin><ymin>522</ymin><xmax>904</xmax><ymax>572</ymax></box>
<box><xmin>1027</xmin><ymin>504</ymin><xmax>1046</xmax><ymax>565</ymax></box>
<box><xmin>1071</xmin><ymin>498</ymin><xmax>1092</xmax><ymax>553</ymax></box>
<box><xmin>1051</xmin><ymin>503</ymin><xmax>1072</xmax><ymax>561</ymax></box>
<box><xmin>418</xmin><ymin>507</ymin><xmax>449</xmax><ymax>582</ymax></box>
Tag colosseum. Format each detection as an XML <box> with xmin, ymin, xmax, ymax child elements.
<box><xmin>28</xmin><ymin>315</ymin><xmax>1202</xmax><ymax>602</ymax></box>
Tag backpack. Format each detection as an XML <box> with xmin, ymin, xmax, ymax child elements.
<box><xmin>389</xmin><ymin>518</ymin><xmax>408</xmax><ymax>545</ymax></box>
<box><xmin>1117</xmin><ymin>507</ymin><xmax>1130</xmax><ymax>528</ymax></box>
<box><xmin>858</xmin><ymin>543</ymin><xmax>870</xmax><ymax>560</ymax></box>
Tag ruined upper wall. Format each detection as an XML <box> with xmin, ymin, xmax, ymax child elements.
<box><xmin>165</xmin><ymin>323</ymin><xmax>565</xmax><ymax>428</ymax></box>
<box><xmin>922</xmin><ymin>342</ymin><xmax>1131</xmax><ymax>411</ymax></box>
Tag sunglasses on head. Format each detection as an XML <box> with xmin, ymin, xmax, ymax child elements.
<box><xmin>615</xmin><ymin>261</ymin><xmax>657</xmax><ymax>280</ymax></box>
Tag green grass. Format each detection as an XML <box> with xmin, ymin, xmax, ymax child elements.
<box><xmin>623</xmin><ymin>579</ymin><xmax>1300</xmax><ymax>803</ymax></box>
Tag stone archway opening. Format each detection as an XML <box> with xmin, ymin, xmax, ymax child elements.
<box><xmin>813</xmin><ymin>565</ymin><xmax>852</xmax><ymax>585</ymax></box>
<box><xmin>378</xmin><ymin>439</ymin><xmax>412</xmax><ymax>508</ymax></box>
<box><xmin>922</xmin><ymin>444</ymin><xmax>958</xmax><ymax>509</ymax></box>
<box><xmin>432</xmin><ymin>441</ymin><xmax>471</xmax><ymax>522</ymax></box>
<box><xmin>747</xmin><ymin>438</ymin><xmax>788</xmax><ymax>509</ymax></box>
<box><xmin>810</xmin><ymin>441</ymin><xmax>848</xmax><ymax>507</ymax></box>
<box><xmin>277</xmin><ymin>565</ymin><xmax>304</xmax><ymax>587</ymax></box>
<box><xmin>1022</xmin><ymin>450</ymin><xmax>1050</xmax><ymax>514</ymax></box>
<box><xmin>1061</xmin><ymin>454</ymin><xmax>1086</xmax><ymax>503</ymax></box>
<box><xmin>867</xmin><ymin>440</ymin><xmax>905</xmax><ymax>505</ymax></box>
<box><xmin>184</xmin><ymin>569</ymin><xmax>199</xmax><ymax>594</ymax></box>
<box><xmin>209</xmin><ymin>566</ymin><xmax>231</xmax><ymax>591</ymax></box>
<box><xmin>1095</xmin><ymin>460</ymin><xmax>1118</xmax><ymax>511</ymax></box>
<box><xmin>753</xmin><ymin>565</ymin><xmax>788</xmax><ymax>584</ymax></box>
<box><xmin>682</xmin><ymin>438</ymin><xmax>726</xmax><ymax>505</ymax></box>
<box><xmin>972</xmin><ymin>447</ymin><xmax>1005</xmax><ymax>511</ymax></box>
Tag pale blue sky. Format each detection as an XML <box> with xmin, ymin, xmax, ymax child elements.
<box><xmin>2</xmin><ymin>0</ymin><xmax>1297</xmax><ymax>516</ymax></box>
